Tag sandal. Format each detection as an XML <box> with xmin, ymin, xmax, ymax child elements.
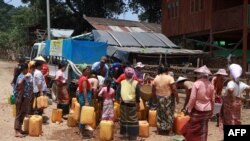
<box><xmin>15</xmin><ymin>134</ymin><xmax>25</xmax><ymax>138</ymax></box>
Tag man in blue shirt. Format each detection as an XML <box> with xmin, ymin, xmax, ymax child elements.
<box><xmin>91</xmin><ymin>56</ymin><xmax>109</xmax><ymax>78</ymax></box>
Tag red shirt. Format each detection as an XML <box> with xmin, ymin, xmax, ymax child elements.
<box><xmin>115</xmin><ymin>73</ymin><xmax>138</xmax><ymax>83</ymax></box>
<box><xmin>78</xmin><ymin>75</ymin><xmax>91</xmax><ymax>92</ymax></box>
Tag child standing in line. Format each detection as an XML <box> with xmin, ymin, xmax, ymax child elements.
<box><xmin>98</xmin><ymin>78</ymin><xmax>115</xmax><ymax>121</ymax></box>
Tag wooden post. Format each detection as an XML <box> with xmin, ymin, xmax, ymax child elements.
<box><xmin>133</xmin><ymin>53</ymin><xmax>137</xmax><ymax>67</ymax></box>
<box><xmin>197</xmin><ymin>58</ymin><xmax>200</xmax><ymax>68</ymax></box>
<box><xmin>159</xmin><ymin>54</ymin><xmax>162</xmax><ymax>65</ymax></box>
<box><xmin>209</xmin><ymin>0</ymin><xmax>213</xmax><ymax>54</ymax></box>
<box><xmin>243</xmin><ymin>0</ymin><xmax>248</xmax><ymax>73</ymax></box>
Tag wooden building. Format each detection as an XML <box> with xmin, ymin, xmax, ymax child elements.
<box><xmin>162</xmin><ymin>0</ymin><xmax>249</xmax><ymax>72</ymax></box>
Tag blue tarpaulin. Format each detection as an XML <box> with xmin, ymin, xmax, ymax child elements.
<box><xmin>45</xmin><ymin>39</ymin><xmax>107</xmax><ymax>64</ymax></box>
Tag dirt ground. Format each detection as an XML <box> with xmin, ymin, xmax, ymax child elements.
<box><xmin>1</xmin><ymin>60</ymin><xmax>250</xmax><ymax>141</ymax></box>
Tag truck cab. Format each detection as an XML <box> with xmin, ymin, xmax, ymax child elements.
<box><xmin>29</xmin><ymin>42</ymin><xmax>77</xmax><ymax>100</ymax></box>
<box><xmin>30</xmin><ymin>42</ymin><xmax>46</xmax><ymax>60</ymax></box>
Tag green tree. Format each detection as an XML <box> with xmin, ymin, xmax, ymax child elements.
<box><xmin>21</xmin><ymin>0</ymin><xmax>128</xmax><ymax>34</ymax></box>
<box><xmin>0</xmin><ymin>0</ymin><xmax>14</xmax><ymax>31</ymax></box>
<box><xmin>128</xmin><ymin>0</ymin><xmax>161</xmax><ymax>23</ymax></box>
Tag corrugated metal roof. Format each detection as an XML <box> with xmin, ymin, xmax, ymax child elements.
<box><xmin>92</xmin><ymin>30</ymin><xmax>178</xmax><ymax>48</ymax></box>
<box><xmin>85</xmin><ymin>16</ymin><xmax>161</xmax><ymax>33</ymax></box>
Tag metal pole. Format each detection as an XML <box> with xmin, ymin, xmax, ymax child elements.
<box><xmin>46</xmin><ymin>0</ymin><xmax>51</xmax><ymax>40</ymax></box>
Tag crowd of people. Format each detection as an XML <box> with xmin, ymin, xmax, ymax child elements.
<box><xmin>12</xmin><ymin>55</ymin><xmax>250</xmax><ymax>141</ymax></box>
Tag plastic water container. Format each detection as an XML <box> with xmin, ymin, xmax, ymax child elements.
<box><xmin>37</xmin><ymin>96</ymin><xmax>48</xmax><ymax>109</ymax></box>
<box><xmin>142</xmin><ymin>107</ymin><xmax>149</xmax><ymax>120</ymax></box>
<box><xmin>51</xmin><ymin>109</ymin><xmax>57</xmax><ymax>123</ymax></box>
<box><xmin>100</xmin><ymin>120</ymin><xmax>114</xmax><ymax>141</ymax></box>
<box><xmin>114</xmin><ymin>105</ymin><xmax>118</xmax><ymax>122</ymax></box>
<box><xmin>174</xmin><ymin>112</ymin><xmax>190</xmax><ymax>135</ymax></box>
<box><xmin>139</xmin><ymin>120</ymin><xmax>149</xmax><ymax>138</ymax></box>
<box><xmin>137</xmin><ymin>111</ymin><xmax>142</xmax><ymax>120</ymax></box>
<box><xmin>23</xmin><ymin>117</ymin><xmax>29</xmax><ymax>132</ymax></box>
<box><xmin>213</xmin><ymin>103</ymin><xmax>222</xmax><ymax>115</ymax></box>
<box><xmin>56</xmin><ymin>109</ymin><xmax>63</xmax><ymax>122</ymax></box>
<box><xmin>73</xmin><ymin>102</ymin><xmax>80</xmax><ymax>121</ymax></box>
<box><xmin>148</xmin><ymin>110</ymin><xmax>157</xmax><ymax>127</ymax></box>
<box><xmin>67</xmin><ymin>113</ymin><xmax>77</xmax><ymax>127</ymax></box>
<box><xmin>90</xmin><ymin>112</ymin><xmax>97</xmax><ymax>129</ymax></box>
<box><xmin>71</xmin><ymin>97</ymin><xmax>77</xmax><ymax>109</ymax></box>
<box><xmin>29</xmin><ymin>115</ymin><xmax>42</xmax><ymax>137</ymax></box>
<box><xmin>10</xmin><ymin>95</ymin><xmax>15</xmax><ymax>105</ymax></box>
<box><xmin>80</xmin><ymin>106</ymin><xmax>94</xmax><ymax>124</ymax></box>
<box><xmin>114</xmin><ymin>102</ymin><xmax>120</xmax><ymax>117</ymax></box>
<box><xmin>139</xmin><ymin>98</ymin><xmax>145</xmax><ymax>111</ymax></box>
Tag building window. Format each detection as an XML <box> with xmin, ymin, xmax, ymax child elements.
<box><xmin>168</xmin><ymin>0</ymin><xmax>179</xmax><ymax>19</ymax></box>
<box><xmin>191</xmin><ymin>0</ymin><xmax>204</xmax><ymax>13</ymax></box>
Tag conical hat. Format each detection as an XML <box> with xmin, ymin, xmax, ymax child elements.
<box><xmin>214</xmin><ymin>69</ymin><xmax>228</xmax><ymax>76</ymax></box>
<box><xmin>176</xmin><ymin>76</ymin><xmax>188</xmax><ymax>83</ymax></box>
<box><xmin>34</xmin><ymin>56</ymin><xmax>46</xmax><ymax>62</ymax></box>
<box><xmin>194</xmin><ymin>65</ymin><xmax>212</xmax><ymax>75</ymax></box>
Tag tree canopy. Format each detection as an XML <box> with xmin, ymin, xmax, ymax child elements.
<box><xmin>128</xmin><ymin>0</ymin><xmax>161</xmax><ymax>23</ymax></box>
<box><xmin>0</xmin><ymin>0</ymin><xmax>161</xmax><ymax>57</ymax></box>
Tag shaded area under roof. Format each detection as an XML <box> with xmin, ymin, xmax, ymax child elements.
<box><xmin>92</xmin><ymin>30</ymin><xmax>178</xmax><ymax>48</ymax></box>
<box><xmin>85</xmin><ymin>16</ymin><xmax>161</xmax><ymax>33</ymax></box>
<box><xmin>108</xmin><ymin>46</ymin><xmax>205</xmax><ymax>55</ymax></box>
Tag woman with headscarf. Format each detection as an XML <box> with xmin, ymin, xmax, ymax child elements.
<box><xmin>182</xmin><ymin>65</ymin><xmax>215</xmax><ymax>141</ymax></box>
<box><xmin>152</xmin><ymin>65</ymin><xmax>179</xmax><ymax>135</ymax></box>
<box><xmin>55</xmin><ymin>62</ymin><xmax>70</xmax><ymax>116</ymax></box>
<box><xmin>118</xmin><ymin>67</ymin><xmax>140</xmax><ymax>140</ymax></box>
<box><xmin>211</xmin><ymin>69</ymin><xmax>228</xmax><ymax>127</ymax></box>
<box><xmin>77</xmin><ymin>64</ymin><xmax>93</xmax><ymax>135</ymax></box>
<box><xmin>221</xmin><ymin>64</ymin><xmax>250</xmax><ymax>125</ymax></box>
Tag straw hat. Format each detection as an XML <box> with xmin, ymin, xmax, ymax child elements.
<box><xmin>194</xmin><ymin>65</ymin><xmax>212</xmax><ymax>75</ymax></box>
<box><xmin>214</xmin><ymin>69</ymin><xmax>228</xmax><ymax>76</ymax></box>
<box><xmin>176</xmin><ymin>76</ymin><xmax>188</xmax><ymax>83</ymax></box>
<box><xmin>34</xmin><ymin>56</ymin><xmax>46</xmax><ymax>62</ymax></box>
<box><xmin>29</xmin><ymin>60</ymin><xmax>36</xmax><ymax>66</ymax></box>
<box><xmin>135</xmin><ymin>62</ymin><xmax>145</xmax><ymax>68</ymax></box>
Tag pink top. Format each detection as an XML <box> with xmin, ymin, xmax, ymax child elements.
<box><xmin>98</xmin><ymin>87</ymin><xmax>115</xmax><ymax>101</ymax></box>
<box><xmin>187</xmin><ymin>78</ymin><xmax>215</xmax><ymax>112</ymax></box>
<box><xmin>55</xmin><ymin>70</ymin><xmax>66</xmax><ymax>83</ymax></box>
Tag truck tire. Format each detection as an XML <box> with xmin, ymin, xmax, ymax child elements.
<box><xmin>51</xmin><ymin>82</ymin><xmax>57</xmax><ymax>101</ymax></box>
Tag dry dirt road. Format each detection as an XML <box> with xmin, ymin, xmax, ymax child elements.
<box><xmin>1</xmin><ymin>60</ymin><xmax>250</xmax><ymax>141</ymax></box>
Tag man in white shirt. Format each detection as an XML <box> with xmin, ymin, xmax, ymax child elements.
<box><xmin>32</xmin><ymin>61</ymin><xmax>48</xmax><ymax>115</ymax></box>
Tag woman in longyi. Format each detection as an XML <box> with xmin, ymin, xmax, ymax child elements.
<box><xmin>181</xmin><ymin>65</ymin><xmax>215</xmax><ymax>141</ymax></box>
